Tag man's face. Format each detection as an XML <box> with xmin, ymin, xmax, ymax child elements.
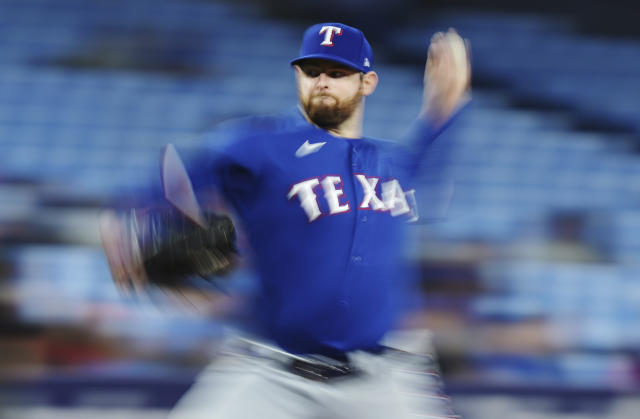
<box><xmin>295</xmin><ymin>59</ymin><xmax>364</xmax><ymax>130</ymax></box>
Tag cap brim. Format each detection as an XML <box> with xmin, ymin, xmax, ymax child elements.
<box><xmin>290</xmin><ymin>54</ymin><xmax>368</xmax><ymax>73</ymax></box>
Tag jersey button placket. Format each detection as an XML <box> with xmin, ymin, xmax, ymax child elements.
<box><xmin>342</xmin><ymin>141</ymin><xmax>367</xmax><ymax>303</ymax></box>
<box><xmin>351</xmin><ymin>146</ymin><xmax>358</xmax><ymax>170</ymax></box>
<box><xmin>350</xmin><ymin>143</ymin><xmax>365</xmax><ymax>266</ymax></box>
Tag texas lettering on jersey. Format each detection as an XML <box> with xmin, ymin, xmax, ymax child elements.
<box><xmin>288</xmin><ymin>174</ymin><xmax>418</xmax><ymax>222</ymax></box>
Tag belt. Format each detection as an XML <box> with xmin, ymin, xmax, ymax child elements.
<box><xmin>236</xmin><ymin>337</ymin><xmax>381</xmax><ymax>382</ymax></box>
<box><xmin>287</xmin><ymin>345</ymin><xmax>388</xmax><ymax>382</ymax></box>
<box><xmin>288</xmin><ymin>357</ymin><xmax>359</xmax><ymax>381</ymax></box>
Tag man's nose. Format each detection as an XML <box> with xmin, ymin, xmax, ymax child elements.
<box><xmin>315</xmin><ymin>72</ymin><xmax>330</xmax><ymax>87</ymax></box>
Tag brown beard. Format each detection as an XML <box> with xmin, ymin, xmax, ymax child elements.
<box><xmin>301</xmin><ymin>86</ymin><xmax>363</xmax><ymax>130</ymax></box>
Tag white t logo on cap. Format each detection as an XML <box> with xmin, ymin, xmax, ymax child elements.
<box><xmin>319</xmin><ymin>26</ymin><xmax>343</xmax><ymax>47</ymax></box>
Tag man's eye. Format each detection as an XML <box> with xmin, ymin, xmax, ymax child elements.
<box><xmin>328</xmin><ymin>71</ymin><xmax>347</xmax><ymax>78</ymax></box>
<box><xmin>304</xmin><ymin>68</ymin><xmax>321</xmax><ymax>78</ymax></box>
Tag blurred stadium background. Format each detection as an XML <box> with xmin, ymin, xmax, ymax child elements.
<box><xmin>1</xmin><ymin>0</ymin><xmax>640</xmax><ymax>417</ymax></box>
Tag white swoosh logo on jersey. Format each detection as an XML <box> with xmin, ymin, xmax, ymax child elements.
<box><xmin>295</xmin><ymin>140</ymin><xmax>327</xmax><ymax>158</ymax></box>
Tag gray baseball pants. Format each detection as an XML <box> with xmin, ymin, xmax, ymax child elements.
<box><xmin>169</xmin><ymin>330</ymin><xmax>458</xmax><ymax>419</ymax></box>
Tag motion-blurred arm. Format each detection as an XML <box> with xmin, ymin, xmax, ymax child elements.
<box><xmin>401</xmin><ymin>28</ymin><xmax>471</xmax><ymax>180</ymax></box>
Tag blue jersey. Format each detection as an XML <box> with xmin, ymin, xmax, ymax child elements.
<box><xmin>180</xmin><ymin>110</ymin><xmax>444</xmax><ymax>355</ymax></box>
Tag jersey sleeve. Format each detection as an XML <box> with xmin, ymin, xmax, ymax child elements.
<box><xmin>178</xmin><ymin>133</ymin><xmax>264</xmax><ymax>212</ymax></box>
<box><xmin>104</xmin><ymin>109</ymin><xmax>301</xmax><ymax>212</ymax></box>
<box><xmin>182</xmin><ymin>108</ymin><xmax>306</xmax><ymax>206</ymax></box>
<box><xmin>397</xmin><ymin>104</ymin><xmax>467</xmax><ymax>180</ymax></box>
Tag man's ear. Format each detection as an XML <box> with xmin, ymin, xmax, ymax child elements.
<box><xmin>362</xmin><ymin>71</ymin><xmax>378</xmax><ymax>96</ymax></box>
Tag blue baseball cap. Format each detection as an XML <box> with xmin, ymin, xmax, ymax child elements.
<box><xmin>291</xmin><ymin>23</ymin><xmax>373</xmax><ymax>73</ymax></box>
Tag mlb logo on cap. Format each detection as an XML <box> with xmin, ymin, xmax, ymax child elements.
<box><xmin>291</xmin><ymin>23</ymin><xmax>374</xmax><ymax>73</ymax></box>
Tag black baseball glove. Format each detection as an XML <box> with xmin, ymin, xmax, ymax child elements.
<box><xmin>100</xmin><ymin>206</ymin><xmax>237</xmax><ymax>293</ymax></box>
